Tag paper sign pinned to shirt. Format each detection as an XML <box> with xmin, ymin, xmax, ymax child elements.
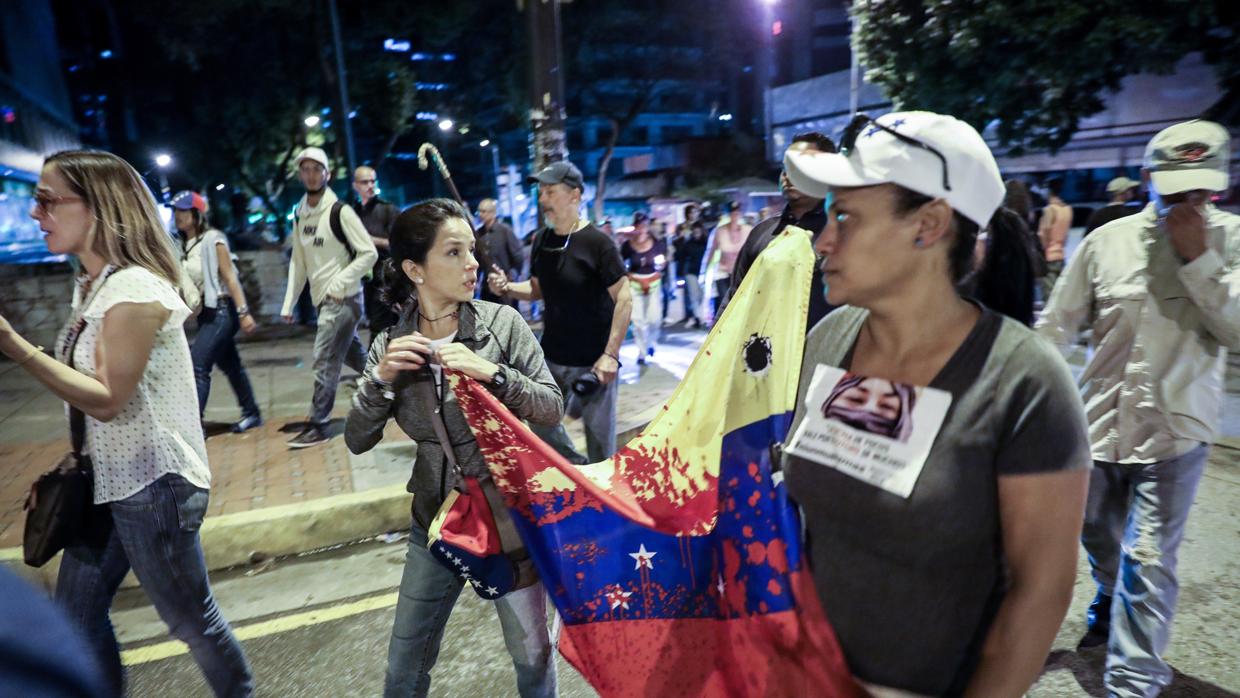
<box><xmin>787</xmin><ymin>365</ymin><xmax>952</xmax><ymax>498</ymax></box>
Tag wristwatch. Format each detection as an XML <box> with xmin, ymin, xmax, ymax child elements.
<box><xmin>489</xmin><ymin>367</ymin><xmax>509</xmax><ymax>389</ymax></box>
<box><xmin>236</xmin><ymin>305</ymin><xmax>251</xmax><ymax>317</ymax></box>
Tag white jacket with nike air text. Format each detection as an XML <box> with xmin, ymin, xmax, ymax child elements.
<box><xmin>281</xmin><ymin>187</ymin><xmax>378</xmax><ymax>316</ymax></box>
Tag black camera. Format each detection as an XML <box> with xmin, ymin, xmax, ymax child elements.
<box><xmin>571</xmin><ymin>371</ymin><xmax>603</xmax><ymax>397</ymax></box>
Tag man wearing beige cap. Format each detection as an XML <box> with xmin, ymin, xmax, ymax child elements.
<box><xmin>1038</xmin><ymin>119</ymin><xmax>1240</xmax><ymax>696</ymax></box>
<box><xmin>1084</xmin><ymin>176</ymin><xmax>1141</xmax><ymax>235</ymax></box>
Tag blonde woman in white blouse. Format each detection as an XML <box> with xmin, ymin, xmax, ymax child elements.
<box><xmin>0</xmin><ymin>151</ymin><xmax>253</xmax><ymax>697</ymax></box>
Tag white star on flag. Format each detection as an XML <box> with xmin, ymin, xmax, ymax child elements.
<box><xmin>605</xmin><ymin>587</ymin><xmax>633</xmax><ymax>610</ymax></box>
<box><xmin>486</xmin><ymin>586</ymin><xmax>499</xmax><ymax>596</ymax></box>
<box><xmin>629</xmin><ymin>544</ymin><xmax>657</xmax><ymax>570</ymax></box>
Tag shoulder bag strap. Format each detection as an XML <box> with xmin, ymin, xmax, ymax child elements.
<box><xmin>64</xmin><ymin>267</ymin><xmax>119</xmax><ymax>460</ymax></box>
<box><xmin>329</xmin><ymin>201</ymin><xmax>355</xmax><ymax>261</ymax></box>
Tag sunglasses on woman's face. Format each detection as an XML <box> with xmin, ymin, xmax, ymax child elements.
<box><xmin>33</xmin><ymin>192</ymin><xmax>86</xmax><ymax>213</ymax></box>
<box><xmin>840</xmin><ymin>114</ymin><xmax>953</xmax><ymax>192</ymax></box>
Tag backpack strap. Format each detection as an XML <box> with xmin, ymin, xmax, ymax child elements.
<box><xmin>329</xmin><ymin>201</ymin><xmax>355</xmax><ymax>261</ymax></box>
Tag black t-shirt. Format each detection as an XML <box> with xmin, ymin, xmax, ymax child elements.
<box><xmin>1084</xmin><ymin>203</ymin><xmax>1138</xmax><ymax>236</ymax></box>
<box><xmin>620</xmin><ymin>238</ymin><xmax>667</xmax><ymax>275</ymax></box>
<box><xmin>531</xmin><ymin>223</ymin><xmax>627</xmax><ymax>366</ymax></box>
<box><xmin>784</xmin><ymin>306</ymin><xmax>1091</xmax><ymax>694</ymax></box>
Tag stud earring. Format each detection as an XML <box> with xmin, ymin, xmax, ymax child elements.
<box><xmin>415</xmin><ymin>277</ymin><xmax>424</xmax><ymax>284</ymax></box>
<box><xmin>914</xmin><ymin>238</ymin><xmax>924</xmax><ymax>248</ymax></box>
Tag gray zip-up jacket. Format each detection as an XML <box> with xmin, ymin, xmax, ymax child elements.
<box><xmin>345</xmin><ymin>299</ymin><xmax>563</xmax><ymax>527</ymax></box>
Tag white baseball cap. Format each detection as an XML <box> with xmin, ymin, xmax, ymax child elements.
<box><xmin>784</xmin><ymin>111</ymin><xmax>1005</xmax><ymax>227</ymax></box>
<box><xmin>295</xmin><ymin>146</ymin><xmax>330</xmax><ymax>171</ymax></box>
<box><xmin>1144</xmin><ymin>120</ymin><xmax>1230</xmax><ymax>195</ymax></box>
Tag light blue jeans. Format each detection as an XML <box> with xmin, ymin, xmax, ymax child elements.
<box><xmin>310</xmin><ymin>293</ymin><xmax>368</xmax><ymax>426</ymax></box>
<box><xmin>528</xmin><ymin>360</ymin><xmax>618</xmax><ymax>465</ymax></box>
<box><xmin>55</xmin><ymin>473</ymin><xmax>253</xmax><ymax>697</ymax></box>
<box><xmin>384</xmin><ymin>524</ymin><xmax>557</xmax><ymax>698</ymax></box>
<box><xmin>1082</xmin><ymin>444</ymin><xmax>1209</xmax><ymax>697</ymax></box>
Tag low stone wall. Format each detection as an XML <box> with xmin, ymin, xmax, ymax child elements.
<box><xmin>0</xmin><ymin>265</ymin><xmax>74</xmax><ymax>350</ymax></box>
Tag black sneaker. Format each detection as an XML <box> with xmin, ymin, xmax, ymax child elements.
<box><xmin>1077</xmin><ymin>591</ymin><xmax>1112</xmax><ymax>649</ymax></box>
<box><xmin>287</xmin><ymin>425</ymin><xmax>329</xmax><ymax>449</ymax></box>
<box><xmin>233</xmin><ymin>414</ymin><xmax>264</xmax><ymax>433</ymax></box>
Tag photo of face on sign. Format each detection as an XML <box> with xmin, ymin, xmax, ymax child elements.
<box><xmin>787</xmin><ymin>365</ymin><xmax>953</xmax><ymax>498</ymax></box>
<box><xmin>820</xmin><ymin>374</ymin><xmax>918</xmax><ymax>444</ymax></box>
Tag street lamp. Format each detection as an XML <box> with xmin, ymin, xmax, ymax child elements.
<box><xmin>215</xmin><ymin>183</ymin><xmax>226</xmax><ymax>191</ymax></box>
<box><xmin>153</xmin><ymin>153</ymin><xmax>172</xmax><ymax>203</ymax></box>
<box><xmin>479</xmin><ymin>139</ymin><xmax>491</xmax><ymax>147</ymax></box>
<box><xmin>438</xmin><ymin>118</ymin><xmax>454</xmax><ymax>132</ymax></box>
<box><xmin>304</xmin><ymin>115</ymin><xmax>321</xmax><ymax>128</ymax></box>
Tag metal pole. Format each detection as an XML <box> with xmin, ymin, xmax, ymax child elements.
<box><xmin>506</xmin><ymin>163</ymin><xmax>521</xmax><ymax>236</ymax></box>
<box><xmin>849</xmin><ymin>12</ymin><xmax>860</xmax><ymax>118</ymax></box>
<box><xmin>760</xmin><ymin>1</ymin><xmax>775</xmax><ymax>161</ymax></box>
<box><xmin>328</xmin><ymin>0</ymin><xmax>357</xmax><ymax>175</ymax></box>
<box><xmin>491</xmin><ymin>144</ymin><xmax>503</xmax><ymax>201</ymax></box>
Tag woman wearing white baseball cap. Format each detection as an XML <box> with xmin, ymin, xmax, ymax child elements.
<box><xmin>780</xmin><ymin>112</ymin><xmax>1092</xmax><ymax>696</ymax></box>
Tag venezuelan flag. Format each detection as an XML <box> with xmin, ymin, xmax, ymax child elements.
<box><xmin>451</xmin><ymin>227</ymin><xmax>861</xmax><ymax>697</ymax></box>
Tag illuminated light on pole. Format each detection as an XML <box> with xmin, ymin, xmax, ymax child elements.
<box><xmin>718</xmin><ymin>113</ymin><xmax>734</xmax><ymax>122</ymax></box>
<box><xmin>479</xmin><ymin>139</ymin><xmax>491</xmax><ymax>148</ymax></box>
<box><xmin>154</xmin><ymin>153</ymin><xmax>172</xmax><ymax>168</ymax></box>
<box><xmin>215</xmin><ymin>183</ymin><xmax>226</xmax><ymax>191</ymax></box>
<box><xmin>304</xmin><ymin>115</ymin><xmax>321</xmax><ymax>127</ymax></box>
<box><xmin>438</xmin><ymin>119</ymin><xmax>454</xmax><ymax>132</ymax></box>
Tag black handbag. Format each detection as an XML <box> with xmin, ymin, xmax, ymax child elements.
<box><xmin>23</xmin><ymin>272</ymin><xmax>116</xmax><ymax>567</ymax></box>
<box><xmin>22</xmin><ymin>409</ymin><xmax>96</xmax><ymax>567</ymax></box>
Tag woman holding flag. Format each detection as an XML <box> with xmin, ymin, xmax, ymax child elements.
<box><xmin>344</xmin><ymin>198</ymin><xmax>564</xmax><ymax>698</ymax></box>
<box><xmin>780</xmin><ymin>112</ymin><xmax>1091</xmax><ymax>697</ymax></box>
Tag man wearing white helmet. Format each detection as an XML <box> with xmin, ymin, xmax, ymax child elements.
<box><xmin>281</xmin><ymin>147</ymin><xmax>378</xmax><ymax>448</ymax></box>
<box><xmin>1039</xmin><ymin>119</ymin><xmax>1240</xmax><ymax>696</ymax></box>
<box><xmin>781</xmin><ymin>111</ymin><xmax>1091</xmax><ymax>696</ymax></box>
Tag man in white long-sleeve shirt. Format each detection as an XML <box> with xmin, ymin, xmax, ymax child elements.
<box><xmin>281</xmin><ymin>147</ymin><xmax>378</xmax><ymax>448</ymax></box>
<box><xmin>1037</xmin><ymin>120</ymin><xmax>1240</xmax><ymax>697</ymax></box>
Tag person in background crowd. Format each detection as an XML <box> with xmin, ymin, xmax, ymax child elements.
<box><xmin>674</xmin><ymin>203</ymin><xmax>708</xmax><ymax>329</ymax></box>
<box><xmin>172</xmin><ymin>190</ymin><xmax>263</xmax><ymax>433</ymax></box>
<box><xmin>352</xmin><ymin>166</ymin><xmax>400</xmax><ymax>342</ymax></box>
<box><xmin>783</xmin><ymin>112</ymin><xmax>1090</xmax><ymax>697</ymax></box>
<box><xmin>722</xmin><ymin>131</ymin><xmax>835</xmax><ymax>329</ymax></box>
<box><xmin>1039</xmin><ymin>119</ymin><xmax>1240</xmax><ymax>697</ymax></box>
<box><xmin>346</xmin><ymin>199</ymin><xmax>563</xmax><ymax>698</ymax></box>
<box><xmin>280</xmin><ymin>147</ymin><xmax>378</xmax><ymax>449</ymax></box>
<box><xmin>1084</xmin><ymin>176</ymin><xmax>1141</xmax><ymax>236</ymax></box>
<box><xmin>651</xmin><ymin>218</ymin><xmax>677</xmax><ymax>325</ymax></box>
<box><xmin>620</xmin><ymin>211</ymin><xmax>667</xmax><ymax>365</ymax></box>
<box><xmin>1037</xmin><ymin>178</ymin><xmax>1072</xmax><ymax>300</ymax></box>
<box><xmin>1004</xmin><ymin>179</ymin><xmax>1049</xmax><ymax>281</ymax></box>
<box><xmin>0</xmin><ymin>149</ymin><xmax>253</xmax><ymax>696</ymax></box>
<box><xmin>701</xmin><ymin>201</ymin><xmax>749</xmax><ymax>324</ymax></box>
<box><xmin>488</xmin><ymin>161</ymin><xmax>632</xmax><ymax>463</ymax></box>
<box><xmin>476</xmin><ymin>198</ymin><xmax>525</xmax><ymax>306</ymax></box>
<box><xmin>964</xmin><ymin>207</ymin><xmax>1039</xmax><ymax>326</ymax></box>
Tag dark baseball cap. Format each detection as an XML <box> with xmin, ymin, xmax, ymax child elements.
<box><xmin>528</xmin><ymin>161</ymin><xmax>584</xmax><ymax>191</ymax></box>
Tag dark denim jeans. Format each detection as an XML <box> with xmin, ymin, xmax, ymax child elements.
<box><xmin>191</xmin><ymin>299</ymin><xmax>260</xmax><ymax>421</ymax></box>
<box><xmin>55</xmin><ymin>474</ymin><xmax>253</xmax><ymax>697</ymax></box>
<box><xmin>384</xmin><ymin>524</ymin><xmax>557</xmax><ymax>698</ymax></box>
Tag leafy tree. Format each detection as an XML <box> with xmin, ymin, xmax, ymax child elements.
<box><xmin>853</xmin><ymin>0</ymin><xmax>1239</xmax><ymax>153</ymax></box>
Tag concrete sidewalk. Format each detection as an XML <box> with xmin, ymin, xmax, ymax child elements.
<box><xmin>0</xmin><ymin>322</ymin><xmax>706</xmax><ymax>585</ymax></box>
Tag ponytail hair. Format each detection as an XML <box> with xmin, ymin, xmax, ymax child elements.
<box><xmin>379</xmin><ymin>198</ymin><xmax>471</xmax><ymax>307</ymax></box>
<box><xmin>969</xmin><ymin>207</ymin><xmax>1037</xmax><ymax>325</ymax></box>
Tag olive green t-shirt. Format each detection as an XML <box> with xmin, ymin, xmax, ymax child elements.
<box><xmin>783</xmin><ymin>305</ymin><xmax>1091</xmax><ymax>695</ymax></box>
